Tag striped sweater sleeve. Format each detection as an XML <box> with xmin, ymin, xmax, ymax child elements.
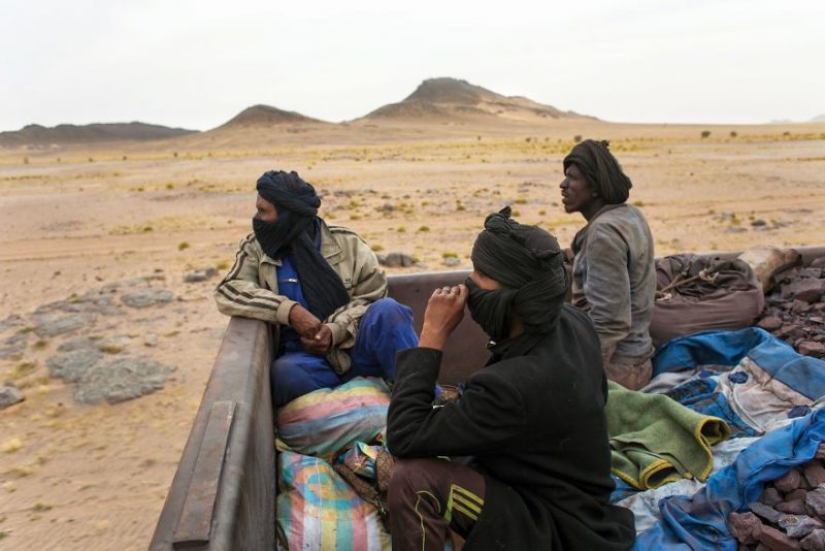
<box><xmin>214</xmin><ymin>235</ymin><xmax>296</xmax><ymax>325</ymax></box>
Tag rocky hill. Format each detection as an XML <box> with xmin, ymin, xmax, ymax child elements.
<box><xmin>217</xmin><ymin>104</ymin><xmax>327</xmax><ymax>129</ymax></box>
<box><xmin>361</xmin><ymin>77</ymin><xmax>593</xmax><ymax>122</ymax></box>
<box><xmin>0</xmin><ymin>122</ymin><xmax>197</xmax><ymax>147</ymax></box>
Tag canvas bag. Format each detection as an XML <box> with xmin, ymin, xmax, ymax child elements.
<box><xmin>651</xmin><ymin>254</ymin><xmax>764</xmax><ymax>349</ymax></box>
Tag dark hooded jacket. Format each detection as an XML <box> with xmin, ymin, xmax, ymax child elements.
<box><xmin>387</xmin><ymin>304</ymin><xmax>636</xmax><ymax>550</ymax></box>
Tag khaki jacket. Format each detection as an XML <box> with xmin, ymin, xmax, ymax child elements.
<box><xmin>214</xmin><ymin>222</ymin><xmax>388</xmax><ymax>374</ymax></box>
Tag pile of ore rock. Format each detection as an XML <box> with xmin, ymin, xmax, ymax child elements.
<box><xmin>729</xmin><ymin>445</ymin><xmax>825</xmax><ymax>550</ymax></box>
<box><xmin>756</xmin><ymin>256</ymin><xmax>825</xmax><ymax>359</ymax></box>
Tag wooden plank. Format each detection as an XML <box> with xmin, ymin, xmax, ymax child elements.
<box><xmin>172</xmin><ymin>400</ymin><xmax>236</xmax><ymax>549</ymax></box>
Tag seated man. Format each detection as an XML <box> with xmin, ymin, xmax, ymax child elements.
<box><xmin>559</xmin><ymin>139</ymin><xmax>656</xmax><ymax>390</ymax></box>
<box><xmin>386</xmin><ymin>207</ymin><xmax>635</xmax><ymax>550</ymax></box>
<box><xmin>215</xmin><ymin>170</ymin><xmax>418</xmax><ymax>407</ymax></box>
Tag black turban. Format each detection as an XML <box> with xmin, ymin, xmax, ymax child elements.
<box><xmin>563</xmin><ymin>139</ymin><xmax>632</xmax><ymax>204</ymax></box>
<box><xmin>468</xmin><ymin>207</ymin><xmax>567</xmax><ymax>337</ymax></box>
<box><xmin>257</xmin><ymin>170</ymin><xmax>321</xmax><ymax>217</ymax></box>
<box><xmin>253</xmin><ymin>170</ymin><xmax>350</xmax><ymax>321</ymax></box>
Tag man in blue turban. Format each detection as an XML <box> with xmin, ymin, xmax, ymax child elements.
<box><xmin>216</xmin><ymin>170</ymin><xmax>418</xmax><ymax>406</ymax></box>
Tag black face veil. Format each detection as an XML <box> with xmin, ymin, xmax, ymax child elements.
<box><xmin>468</xmin><ymin>207</ymin><xmax>568</xmax><ymax>340</ymax></box>
<box><xmin>254</xmin><ymin>170</ymin><xmax>350</xmax><ymax>320</ymax></box>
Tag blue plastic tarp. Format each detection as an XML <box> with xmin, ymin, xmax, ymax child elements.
<box><xmin>653</xmin><ymin>327</ymin><xmax>825</xmax><ymax>401</ymax></box>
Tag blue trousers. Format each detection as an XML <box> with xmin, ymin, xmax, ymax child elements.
<box><xmin>271</xmin><ymin>298</ymin><xmax>418</xmax><ymax>407</ymax></box>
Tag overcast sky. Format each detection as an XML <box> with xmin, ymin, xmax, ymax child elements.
<box><xmin>2</xmin><ymin>0</ymin><xmax>823</xmax><ymax>132</ymax></box>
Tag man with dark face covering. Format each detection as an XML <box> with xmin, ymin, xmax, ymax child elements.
<box><xmin>215</xmin><ymin>170</ymin><xmax>418</xmax><ymax>406</ymax></box>
<box><xmin>386</xmin><ymin>207</ymin><xmax>635</xmax><ymax>550</ymax></box>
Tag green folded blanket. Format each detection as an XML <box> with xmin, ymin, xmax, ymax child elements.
<box><xmin>606</xmin><ymin>381</ymin><xmax>731</xmax><ymax>490</ymax></box>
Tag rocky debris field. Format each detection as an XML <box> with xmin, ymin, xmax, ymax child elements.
<box><xmin>0</xmin><ymin>268</ymin><xmax>221</xmax><ymax>411</ymax></box>
<box><xmin>757</xmin><ymin>256</ymin><xmax>825</xmax><ymax>359</ymax></box>
<box><xmin>729</xmin><ymin>445</ymin><xmax>825</xmax><ymax>550</ymax></box>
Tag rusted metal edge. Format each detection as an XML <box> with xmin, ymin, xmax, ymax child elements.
<box><xmin>172</xmin><ymin>400</ymin><xmax>236</xmax><ymax>549</ymax></box>
<box><xmin>150</xmin><ymin>317</ymin><xmax>273</xmax><ymax>551</ymax></box>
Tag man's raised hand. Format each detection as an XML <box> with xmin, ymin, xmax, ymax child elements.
<box><xmin>419</xmin><ymin>284</ymin><xmax>468</xmax><ymax>351</ymax></box>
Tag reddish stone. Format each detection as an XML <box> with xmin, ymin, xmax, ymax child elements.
<box><xmin>776</xmin><ymin>469</ymin><xmax>804</xmax><ymax>493</ymax></box>
<box><xmin>782</xmin><ymin>279</ymin><xmax>825</xmax><ymax>303</ymax></box>
<box><xmin>777</xmin><ymin>325</ymin><xmax>798</xmax><ymax>338</ymax></box>
<box><xmin>803</xmin><ymin>463</ymin><xmax>825</xmax><ymax>488</ymax></box>
<box><xmin>759</xmin><ymin>316</ymin><xmax>784</xmax><ymax>331</ymax></box>
<box><xmin>757</xmin><ymin>524</ymin><xmax>802</xmax><ymax>550</ymax></box>
<box><xmin>729</xmin><ymin>511</ymin><xmax>764</xmax><ymax>545</ymax></box>
<box><xmin>777</xmin><ymin>499</ymin><xmax>808</xmax><ymax>515</ymax></box>
<box><xmin>799</xmin><ymin>475</ymin><xmax>814</xmax><ymax>491</ymax></box>
<box><xmin>787</xmin><ymin>489</ymin><xmax>811</xmax><ymax>503</ymax></box>
<box><xmin>792</xmin><ymin>300</ymin><xmax>814</xmax><ymax>314</ymax></box>
<box><xmin>799</xmin><ymin>341</ymin><xmax>825</xmax><ymax>357</ymax></box>
<box><xmin>762</xmin><ymin>486</ymin><xmax>785</xmax><ymax>507</ymax></box>
<box><xmin>801</xmin><ymin>529</ymin><xmax>825</xmax><ymax>550</ymax></box>
<box><xmin>805</xmin><ymin>487</ymin><xmax>825</xmax><ymax>517</ymax></box>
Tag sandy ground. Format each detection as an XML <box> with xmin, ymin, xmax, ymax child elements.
<box><xmin>1</xmin><ymin>119</ymin><xmax>824</xmax><ymax>550</ymax></box>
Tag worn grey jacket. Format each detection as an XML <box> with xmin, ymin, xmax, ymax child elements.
<box><xmin>214</xmin><ymin>221</ymin><xmax>388</xmax><ymax>374</ymax></box>
<box><xmin>571</xmin><ymin>204</ymin><xmax>656</xmax><ymax>364</ymax></box>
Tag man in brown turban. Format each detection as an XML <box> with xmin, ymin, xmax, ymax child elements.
<box><xmin>561</xmin><ymin>139</ymin><xmax>656</xmax><ymax>390</ymax></box>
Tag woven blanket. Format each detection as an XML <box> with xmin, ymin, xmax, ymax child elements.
<box><xmin>607</xmin><ymin>381</ymin><xmax>731</xmax><ymax>490</ymax></box>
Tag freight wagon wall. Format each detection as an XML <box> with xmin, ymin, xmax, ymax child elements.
<box><xmin>149</xmin><ymin>317</ymin><xmax>274</xmax><ymax>551</ymax></box>
<box><xmin>150</xmin><ymin>247</ymin><xmax>825</xmax><ymax>550</ymax></box>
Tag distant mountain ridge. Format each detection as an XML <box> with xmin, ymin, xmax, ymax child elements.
<box><xmin>0</xmin><ymin>122</ymin><xmax>197</xmax><ymax>147</ymax></box>
<box><xmin>1</xmin><ymin>77</ymin><xmax>594</xmax><ymax>147</ymax></box>
<box><xmin>770</xmin><ymin>114</ymin><xmax>825</xmax><ymax>124</ymax></box>
<box><xmin>4</xmin><ymin>79</ymin><xmax>823</xmax><ymax>147</ymax></box>
<box><xmin>215</xmin><ymin>78</ymin><xmax>590</xmax><ymax>128</ymax></box>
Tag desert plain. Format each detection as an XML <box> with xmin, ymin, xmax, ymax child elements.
<box><xmin>1</xmin><ymin>114</ymin><xmax>825</xmax><ymax>550</ymax></box>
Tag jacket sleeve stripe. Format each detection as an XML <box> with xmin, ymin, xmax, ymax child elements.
<box><xmin>216</xmin><ymin>285</ymin><xmax>281</xmax><ymax>309</ymax></box>
<box><xmin>221</xmin><ymin>235</ymin><xmax>258</xmax><ymax>282</ymax></box>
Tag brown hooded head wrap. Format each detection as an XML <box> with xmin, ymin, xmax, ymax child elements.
<box><xmin>563</xmin><ymin>139</ymin><xmax>632</xmax><ymax>204</ymax></box>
